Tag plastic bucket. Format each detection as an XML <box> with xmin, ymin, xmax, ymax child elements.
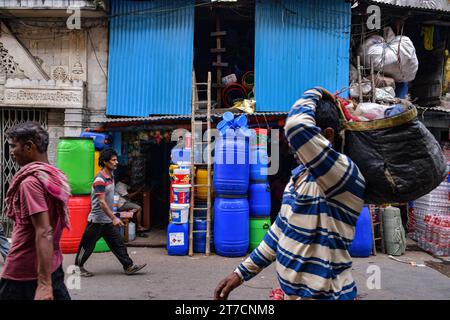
<box><xmin>172</xmin><ymin>184</ymin><xmax>191</xmax><ymax>204</ymax></box>
<box><xmin>170</xmin><ymin>203</ymin><xmax>190</xmax><ymax>224</ymax></box>
<box><xmin>173</xmin><ymin>167</ymin><xmax>190</xmax><ymax>184</ymax></box>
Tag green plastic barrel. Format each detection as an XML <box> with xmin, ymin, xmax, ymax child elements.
<box><xmin>94</xmin><ymin>237</ymin><xmax>110</xmax><ymax>253</ymax></box>
<box><xmin>57</xmin><ymin>137</ymin><xmax>95</xmax><ymax>195</ymax></box>
<box><xmin>249</xmin><ymin>217</ymin><xmax>271</xmax><ymax>252</ymax></box>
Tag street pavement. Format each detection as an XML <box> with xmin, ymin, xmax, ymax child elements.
<box><xmin>1</xmin><ymin>246</ymin><xmax>449</xmax><ymax>300</ymax></box>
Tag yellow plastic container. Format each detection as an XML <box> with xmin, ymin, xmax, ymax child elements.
<box><xmin>195</xmin><ymin>168</ymin><xmax>213</xmax><ymax>201</ymax></box>
<box><xmin>94</xmin><ymin>150</ymin><xmax>101</xmax><ymax>176</ymax></box>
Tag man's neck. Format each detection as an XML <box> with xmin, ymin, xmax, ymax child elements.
<box><xmin>103</xmin><ymin>168</ymin><xmax>113</xmax><ymax>178</ymax></box>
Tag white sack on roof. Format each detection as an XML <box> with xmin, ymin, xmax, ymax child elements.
<box><xmin>358</xmin><ymin>32</ymin><xmax>419</xmax><ymax>82</ymax></box>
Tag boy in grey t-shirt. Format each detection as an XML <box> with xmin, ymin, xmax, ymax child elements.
<box><xmin>74</xmin><ymin>148</ymin><xmax>146</xmax><ymax>277</ymax></box>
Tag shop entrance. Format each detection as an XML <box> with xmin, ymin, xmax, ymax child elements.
<box><xmin>194</xmin><ymin>0</ymin><xmax>255</xmax><ymax>109</ymax></box>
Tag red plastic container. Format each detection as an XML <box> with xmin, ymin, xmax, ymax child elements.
<box><xmin>60</xmin><ymin>195</ymin><xmax>91</xmax><ymax>254</ymax></box>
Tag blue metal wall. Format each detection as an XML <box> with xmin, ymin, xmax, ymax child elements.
<box><xmin>107</xmin><ymin>0</ymin><xmax>194</xmax><ymax>116</ymax></box>
<box><xmin>255</xmin><ymin>0</ymin><xmax>351</xmax><ymax>112</ymax></box>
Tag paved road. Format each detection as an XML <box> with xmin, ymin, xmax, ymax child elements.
<box><xmin>1</xmin><ymin>247</ymin><xmax>449</xmax><ymax>300</ymax></box>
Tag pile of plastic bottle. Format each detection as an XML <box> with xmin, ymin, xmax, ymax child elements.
<box><xmin>410</xmin><ymin>143</ymin><xmax>450</xmax><ymax>256</ymax></box>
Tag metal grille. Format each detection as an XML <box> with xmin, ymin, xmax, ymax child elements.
<box><xmin>0</xmin><ymin>108</ymin><xmax>48</xmax><ymax>236</ymax></box>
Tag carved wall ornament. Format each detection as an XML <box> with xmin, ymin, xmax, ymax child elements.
<box><xmin>0</xmin><ymin>42</ymin><xmax>26</xmax><ymax>78</ymax></box>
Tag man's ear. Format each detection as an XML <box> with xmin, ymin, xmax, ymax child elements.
<box><xmin>24</xmin><ymin>140</ymin><xmax>35</xmax><ymax>151</ymax></box>
<box><xmin>323</xmin><ymin>127</ymin><xmax>335</xmax><ymax>144</ymax></box>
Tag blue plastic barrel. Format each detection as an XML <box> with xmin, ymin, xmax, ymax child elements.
<box><xmin>249</xmin><ymin>182</ymin><xmax>271</xmax><ymax>217</ymax></box>
<box><xmin>80</xmin><ymin>132</ymin><xmax>112</xmax><ymax>151</ymax></box>
<box><xmin>348</xmin><ymin>206</ymin><xmax>373</xmax><ymax>257</ymax></box>
<box><xmin>213</xmin><ymin>135</ymin><xmax>249</xmax><ymax>195</ymax></box>
<box><xmin>250</xmin><ymin>147</ymin><xmax>269</xmax><ymax>181</ymax></box>
<box><xmin>167</xmin><ymin>223</ymin><xmax>189</xmax><ymax>256</ymax></box>
<box><xmin>194</xmin><ymin>201</ymin><xmax>208</xmax><ymax>219</ymax></box>
<box><xmin>193</xmin><ymin>219</ymin><xmax>214</xmax><ymax>253</ymax></box>
<box><xmin>214</xmin><ymin>196</ymin><xmax>249</xmax><ymax>257</ymax></box>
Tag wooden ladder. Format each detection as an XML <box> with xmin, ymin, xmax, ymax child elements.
<box><xmin>369</xmin><ymin>205</ymin><xmax>385</xmax><ymax>255</ymax></box>
<box><xmin>211</xmin><ymin>15</ymin><xmax>227</xmax><ymax>109</ymax></box>
<box><xmin>189</xmin><ymin>71</ymin><xmax>213</xmax><ymax>256</ymax></box>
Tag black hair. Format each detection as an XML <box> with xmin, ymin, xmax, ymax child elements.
<box><xmin>315</xmin><ymin>99</ymin><xmax>341</xmax><ymax>133</ymax></box>
<box><xmin>6</xmin><ymin>121</ymin><xmax>49</xmax><ymax>153</ymax></box>
<box><xmin>99</xmin><ymin>148</ymin><xmax>118</xmax><ymax>168</ymax></box>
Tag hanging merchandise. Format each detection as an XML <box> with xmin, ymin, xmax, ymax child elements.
<box><xmin>421</xmin><ymin>25</ymin><xmax>434</xmax><ymax>51</ymax></box>
<box><xmin>358</xmin><ymin>28</ymin><xmax>419</xmax><ymax>82</ymax></box>
<box><xmin>443</xmin><ymin>50</ymin><xmax>450</xmax><ymax>95</ymax></box>
<box><xmin>242</xmin><ymin>71</ymin><xmax>254</xmax><ymax>92</ymax></box>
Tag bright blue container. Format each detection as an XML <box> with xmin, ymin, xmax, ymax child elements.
<box><xmin>167</xmin><ymin>223</ymin><xmax>189</xmax><ymax>256</ymax></box>
<box><xmin>193</xmin><ymin>219</ymin><xmax>214</xmax><ymax>253</ymax></box>
<box><xmin>214</xmin><ymin>196</ymin><xmax>249</xmax><ymax>257</ymax></box>
<box><xmin>250</xmin><ymin>147</ymin><xmax>269</xmax><ymax>181</ymax></box>
<box><xmin>348</xmin><ymin>206</ymin><xmax>373</xmax><ymax>257</ymax></box>
<box><xmin>80</xmin><ymin>132</ymin><xmax>112</xmax><ymax>151</ymax></box>
<box><xmin>213</xmin><ymin>135</ymin><xmax>250</xmax><ymax>195</ymax></box>
<box><xmin>249</xmin><ymin>182</ymin><xmax>271</xmax><ymax>217</ymax></box>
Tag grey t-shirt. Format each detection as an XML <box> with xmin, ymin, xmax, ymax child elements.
<box><xmin>88</xmin><ymin>171</ymin><xmax>114</xmax><ymax>224</ymax></box>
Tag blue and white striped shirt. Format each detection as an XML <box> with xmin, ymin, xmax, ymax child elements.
<box><xmin>235</xmin><ymin>88</ymin><xmax>365</xmax><ymax>300</ymax></box>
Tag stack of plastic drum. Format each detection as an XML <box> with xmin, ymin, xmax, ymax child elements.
<box><xmin>249</xmin><ymin>129</ymin><xmax>271</xmax><ymax>251</ymax></box>
<box><xmin>214</xmin><ymin>112</ymin><xmax>251</xmax><ymax>257</ymax></box>
<box><xmin>57</xmin><ymin>137</ymin><xmax>95</xmax><ymax>254</ymax></box>
<box><xmin>167</xmin><ymin>161</ymin><xmax>190</xmax><ymax>256</ymax></box>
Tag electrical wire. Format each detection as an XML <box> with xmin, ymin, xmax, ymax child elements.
<box><xmin>87</xmin><ymin>29</ymin><xmax>107</xmax><ymax>80</ymax></box>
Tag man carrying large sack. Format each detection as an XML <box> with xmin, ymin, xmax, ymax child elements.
<box><xmin>214</xmin><ymin>87</ymin><xmax>366</xmax><ymax>300</ymax></box>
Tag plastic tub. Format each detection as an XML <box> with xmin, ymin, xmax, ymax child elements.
<box><xmin>170</xmin><ymin>203</ymin><xmax>190</xmax><ymax>224</ymax></box>
<box><xmin>172</xmin><ymin>184</ymin><xmax>191</xmax><ymax>204</ymax></box>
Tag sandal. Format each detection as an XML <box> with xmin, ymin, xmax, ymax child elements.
<box><xmin>125</xmin><ymin>263</ymin><xmax>147</xmax><ymax>275</ymax></box>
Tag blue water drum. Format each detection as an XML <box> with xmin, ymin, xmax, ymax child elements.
<box><xmin>250</xmin><ymin>147</ymin><xmax>269</xmax><ymax>181</ymax></box>
<box><xmin>80</xmin><ymin>132</ymin><xmax>112</xmax><ymax>151</ymax></box>
<box><xmin>194</xmin><ymin>201</ymin><xmax>208</xmax><ymax>219</ymax></box>
<box><xmin>167</xmin><ymin>223</ymin><xmax>189</xmax><ymax>256</ymax></box>
<box><xmin>348</xmin><ymin>206</ymin><xmax>373</xmax><ymax>257</ymax></box>
<box><xmin>214</xmin><ymin>196</ymin><xmax>249</xmax><ymax>257</ymax></box>
<box><xmin>249</xmin><ymin>182</ymin><xmax>271</xmax><ymax>217</ymax></box>
<box><xmin>193</xmin><ymin>219</ymin><xmax>214</xmax><ymax>253</ymax></box>
<box><xmin>213</xmin><ymin>134</ymin><xmax>249</xmax><ymax>195</ymax></box>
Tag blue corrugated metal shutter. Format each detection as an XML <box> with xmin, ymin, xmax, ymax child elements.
<box><xmin>255</xmin><ymin>0</ymin><xmax>351</xmax><ymax>112</ymax></box>
<box><xmin>107</xmin><ymin>0</ymin><xmax>194</xmax><ymax>116</ymax></box>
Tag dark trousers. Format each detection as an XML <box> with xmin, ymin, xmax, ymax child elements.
<box><xmin>75</xmin><ymin>222</ymin><xmax>133</xmax><ymax>270</ymax></box>
<box><xmin>0</xmin><ymin>265</ymin><xmax>71</xmax><ymax>300</ymax></box>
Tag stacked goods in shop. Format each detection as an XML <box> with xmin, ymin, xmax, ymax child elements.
<box><xmin>167</xmin><ymin>161</ymin><xmax>190</xmax><ymax>256</ymax></box>
<box><xmin>248</xmin><ymin>128</ymin><xmax>271</xmax><ymax>252</ymax></box>
<box><xmin>414</xmin><ymin>143</ymin><xmax>450</xmax><ymax>256</ymax></box>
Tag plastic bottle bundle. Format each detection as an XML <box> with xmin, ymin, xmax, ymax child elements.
<box><xmin>420</xmin><ymin>214</ymin><xmax>450</xmax><ymax>256</ymax></box>
<box><xmin>217</xmin><ymin>112</ymin><xmax>251</xmax><ymax>137</ymax></box>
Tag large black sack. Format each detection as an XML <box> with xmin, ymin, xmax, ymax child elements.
<box><xmin>343</xmin><ymin>106</ymin><xmax>447</xmax><ymax>205</ymax></box>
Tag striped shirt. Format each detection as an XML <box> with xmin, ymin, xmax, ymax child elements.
<box><xmin>235</xmin><ymin>88</ymin><xmax>365</xmax><ymax>300</ymax></box>
<box><xmin>88</xmin><ymin>170</ymin><xmax>115</xmax><ymax>224</ymax></box>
